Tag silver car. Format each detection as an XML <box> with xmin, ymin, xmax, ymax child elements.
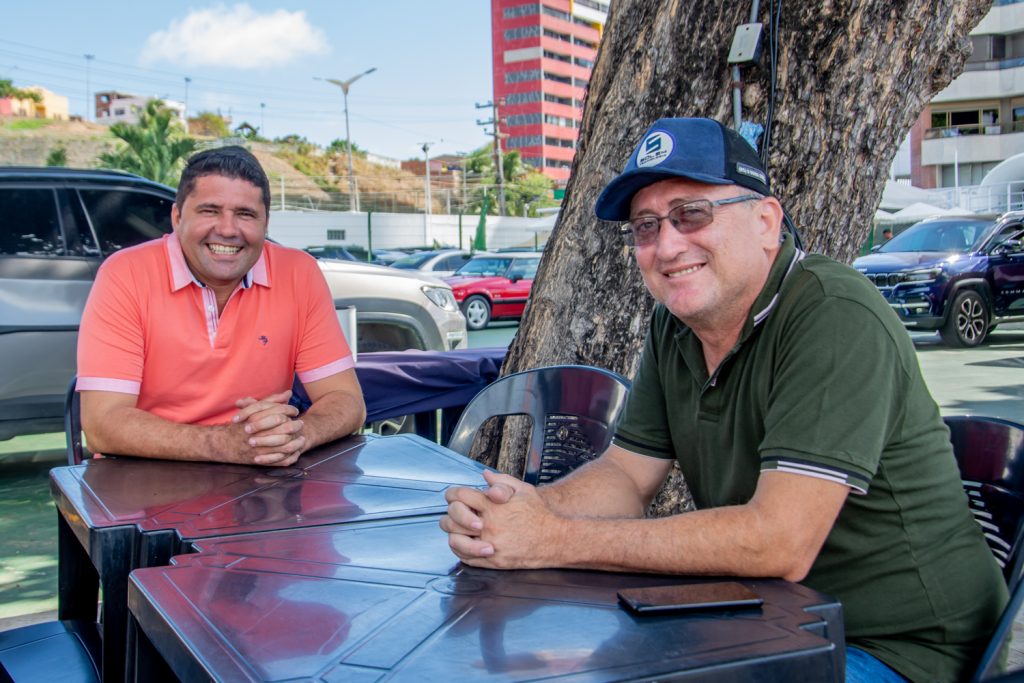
<box><xmin>0</xmin><ymin>167</ymin><xmax>466</xmax><ymax>440</ymax></box>
<box><xmin>390</xmin><ymin>249</ymin><xmax>474</xmax><ymax>279</ymax></box>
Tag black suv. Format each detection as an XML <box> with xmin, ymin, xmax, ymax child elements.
<box><xmin>852</xmin><ymin>212</ymin><xmax>1024</xmax><ymax>347</ymax></box>
<box><xmin>0</xmin><ymin>167</ymin><xmax>465</xmax><ymax>441</ymax></box>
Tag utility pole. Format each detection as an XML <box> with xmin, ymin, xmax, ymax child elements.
<box><xmin>260</xmin><ymin>102</ymin><xmax>266</xmax><ymax>135</ymax></box>
<box><xmin>457</xmin><ymin>151</ymin><xmax>469</xmax><ymax>212</ymax></box>
<box><xmin>419</xmin><ymin>142</ymin><xmax>433</xmax><ymax>244</ymax></box>
<box><xmin>84</xmin><ymin>54</ymin><xmax>94</xmax><ymax>122</ymax></box>
<box><xmin>476</xmin><ymin>99</ymin><xmax>507</xmax><ymax>216</ymax></box>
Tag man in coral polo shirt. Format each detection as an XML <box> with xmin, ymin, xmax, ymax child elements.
<box><xmin>77</xmin><ymin>146</ymin><xmax>365</xmax><ymax>466</ymax></box>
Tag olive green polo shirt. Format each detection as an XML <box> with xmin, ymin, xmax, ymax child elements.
<box><xmin>614</xmin><ymin>235</ymin><xmax>1007</xmax><ymax>682</ymax></box>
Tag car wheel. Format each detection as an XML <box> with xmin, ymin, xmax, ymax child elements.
<box><xmin>940</xmin><ymin>290</ymin><xmax>989</xmax><ymax>348</ymax></box>
<box><xmin>462</xmin><ymin>295</ymin><xmax>491</xmax><ymax>331</ymax></box>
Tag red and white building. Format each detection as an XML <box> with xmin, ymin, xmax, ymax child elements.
<box><xmin>491</xmin><ymin>0</ymin><xmax>608</xmax><ymax>184</ymax></box>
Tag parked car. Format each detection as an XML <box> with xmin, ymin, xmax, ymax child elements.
<box><xmin>390</xmin><ymin>249</ymin><xmax>473</xmax><ymax>279</ymax></box>
<box><xmin>852</xmin><ymin>212</ymin><xmax>1024</xmax><ymax>347</ymax></box>
<box><xmin>0</xmin><ymin>167</ymin><xmax>466</xmax><ymax>440</ymax></box>
<box><xmin>305</xmin><ymin>245</ymin><xmax>359</xmax><ymax>261</ymax></box>
<box><xmin>305</xmin><ymin>245</ymin><xmax>408</xmax><ymax>265</ymax></box>
<box><xmin>445</xmin><ymin>254</ymin><xmax>540</xmax><ymax>330</ymax></box>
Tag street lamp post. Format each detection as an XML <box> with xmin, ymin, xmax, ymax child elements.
<box><xmin>420</xmin><ymin>142</ymin><xmax>433</xmax><ymax>244</ymax></box>
<box><xmin>316</xmin><ymin>68</ymin><xmax>377</xmax><ymax>212</ymax></box>
<box><xmin>84</xmin><ymin>54</ymin><xmax>94</xmax><ymax>122</ymax></box>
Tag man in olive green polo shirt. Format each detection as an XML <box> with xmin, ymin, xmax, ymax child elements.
<box><xmin>441</xmin><ymin>117</ymin><xmax>1006</xmax><ymax>682</ymax></box>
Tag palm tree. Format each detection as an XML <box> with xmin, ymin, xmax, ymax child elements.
<box><xmin>98</xmin><ymin>100</ymin><xmax>196</xmax><ymax>186</ymax></box>
<box><xmin>464</xmin><ymin>145</ymin><xmax>555</xmax><ymax>216</ymax></box>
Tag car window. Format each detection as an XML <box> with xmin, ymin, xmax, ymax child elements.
<box><xmin>456</xmin><ymin>257</ymin><xmax>513</xmax><ymax>276</ymax></box>
<box><xmin>393</xmin><ymin>253</ymin><xmax>436</xmax><ymax>269</ymax></box>
<box><xmin>0</xmin><ymin>187</ymin><xmax>65</xmax><ymax>256</ymax></box>
<box><xmin>879</xmin><ymin>219</ymin><xmax>994</xmax><ymax>254</ymax></box>
<box><xmin>988</xmin><ymin>224</ymin><xmax>1024</xmax><ymax>250</ymax></box>
<box><xmin>78</xmin><ymin>189</ymin><xmax>173</xmax><ymax>256</ymax></box>
<box><xmin>508</xmin><ymin>258</ymin><xmax>540</xmax><ymax>279</ymax></box>
<box><xmin>442</xmin><ymin>254</ymin><xmax>471</xmax><ymax>270</ymax></box>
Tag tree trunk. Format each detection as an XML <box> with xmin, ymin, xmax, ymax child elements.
<box><xmin>474</xmin><ymin>0</ymin><xmax>991</xmax><ymax>515</ymax></box>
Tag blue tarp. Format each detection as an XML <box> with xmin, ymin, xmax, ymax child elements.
<box><xmin>355</xmin><ymin>348</ymin><xmax>506</xmax><ymax>422</ymax></box>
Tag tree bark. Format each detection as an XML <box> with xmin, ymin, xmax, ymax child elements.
<box><xmin>474</xmin><ymin>0</ymin><xmax>991</xmax><ymax>515</ymax></box>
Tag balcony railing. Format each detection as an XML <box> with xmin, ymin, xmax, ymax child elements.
<box><xmin>924</xmin><ymin>121</ymin><xmax>1024</xmax><ymax>139</ymax></box>
<box><xmin>963</xmin><ymin>55</ymin><xmax>1024</xmax><ymax>72</ymax></box>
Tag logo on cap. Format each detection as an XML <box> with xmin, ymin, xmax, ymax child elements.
<box><xmin>636</xmin><ymin>131</ymin><xmax>673</xmax><ymax>168</ymax></box>
<box><xmin>736</xmin><ymin>162</ymin><xmax>767</xmax><ymax>184</ymax></box>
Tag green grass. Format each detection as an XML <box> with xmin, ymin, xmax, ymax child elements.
<box><xmin>4</xmin><ymin>119</ymin><xmax>52</xmax><ymax>131</ymax></box>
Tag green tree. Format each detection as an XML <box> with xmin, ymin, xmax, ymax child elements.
<box><xmin>0</xmin><ymin>78</ymin><xmax>41</xmax><ymax>102</ymax></box>
<box><xmin>188</xmin><ymin>111</ymin><xmax>230</xmax><ymax>138</ymax></box>
<box><xmin>464</xmin><ymin>145</ymin><xmax>556</xmax><ymax>216</ymax></box>
<box><xmin>326</xmin><ymin>138</ymin><xmax>365</xmax><ymax>157</ymax></box>
<box><xmin>508</xmin><ymin>168</ymin><xmax>557</xmax><ymax>217</ymax></box>
<box><xmin>98</xmin><ymin>100</ymin><xmax>196</xmax><ymax>187</ymax></box>
<box><xmin>45</xmin><ymin>145</ymin><xmax>67</xmax><ymax>167</ymax></box>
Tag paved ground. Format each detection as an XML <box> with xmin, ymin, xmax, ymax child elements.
<box><xmin>0</xmin><ymin>433</ymin><xmax>64</xmax><ymax>626</ymax></box>
<box><xmin>1</xmin><ymin>323</ymin><xmax>1022</xmax><ymax>651</ymax></box>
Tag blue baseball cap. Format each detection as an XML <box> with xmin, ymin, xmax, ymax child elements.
<box><xmin>595</xmin><ymin>117</ymin><xmax>771</xmax><ymax>221</ymax></box>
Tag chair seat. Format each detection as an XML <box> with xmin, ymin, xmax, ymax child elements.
<box><xmin>0</xmin><ymin>620</ymin><xmax>100</xmax><ymax>683</ymax></box>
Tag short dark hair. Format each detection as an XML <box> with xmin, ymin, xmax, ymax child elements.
<box><xmin>176</xmin><ymin>146</ymin><xmax>271</xmax><ymax>215</ymax></box>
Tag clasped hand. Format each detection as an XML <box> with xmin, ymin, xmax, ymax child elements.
<box><xmin>231</xmin><ymin>389</ymin><xmax>307</xmax><ymax>466</ymax></box>
<box><xmin>440</xmin><ymin>470</ymin><xmax>563</xmax><ymax>569</ymax></box>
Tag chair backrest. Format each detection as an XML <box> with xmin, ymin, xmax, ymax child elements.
<box><xmin>944</xmin><ymin>416</ymin><xmax>1024</xmax><ymax>590</ymax></box>
<box><xmin>447</xmin><ymin>365</ymin><xmax>630</xmax><ymax>485</ymax></box>
<box><xmin>65</xmin><ymin>375</ymin><xmax>83</xmax><ymax>465</ymax></box>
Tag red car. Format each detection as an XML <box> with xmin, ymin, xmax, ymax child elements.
<box><xmin>445</xmin><ymin>254</ymin><xmax>540</xmax><ymax>330</ymax></box>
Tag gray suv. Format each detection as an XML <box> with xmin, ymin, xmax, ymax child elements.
<box><xmin>0</xmin><ymin>167</ymin><xmax>466</xmax><ymax>440</ymax></box>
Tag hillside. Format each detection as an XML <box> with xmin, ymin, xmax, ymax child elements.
<box><xmin>0</xmin><ymin>116</ymin><xmax>443</xmax><ymax>213</ymax></box>
<box><xmin>0</xmin><ymin>118</ymin><xmax>117</xmax><ymax>167</ymax></box>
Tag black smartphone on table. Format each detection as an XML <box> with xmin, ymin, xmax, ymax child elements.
<box><xmin>617</xmin><ymin>581</ymin><xmax>763</xmax><ymax>615</ymax></box>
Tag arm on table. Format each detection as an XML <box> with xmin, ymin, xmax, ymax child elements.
<box><xmin>81</xmin><ymin>390</ymin><xmax>284</xmax><ymax>465</ymax></box>
<box><xmin>81</xmin><ymin>369</ymin><xmax>365</xmax><ymax>466</ymax></box>
<box><xmin>302</xmin><ymin>369</ymin><xmax>366</xmax><ymax>446</ymax></box>
<box><xmin>442</xmin><ymin>446</ymin><xmax>848</xmax><ymax>581</ymax></box>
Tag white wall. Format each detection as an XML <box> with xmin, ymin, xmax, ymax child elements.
<box><xmin>268</xmin><ymin>210</ymin><xmax>555</xmax><ymax>251</ymax></box>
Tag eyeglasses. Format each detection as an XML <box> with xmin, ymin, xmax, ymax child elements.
<box><xmin>619</xmin><ymin>194</ymin><xmax>763</xmax><ymax>247</ymax></box>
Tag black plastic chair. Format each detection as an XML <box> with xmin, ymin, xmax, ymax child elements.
<box><xmin>64</xmin><ymin>375</ymin><xmax>83</xmax><ymax>466</ymax></box>
<box><xmin>0</xmin><ymin>620</ymin><xmax>101</xmax><ymax>683</ymax></box>
<box><xmin>944</xmin><ymin>416</ymin><xmax>1024</xmax><ymax>591</ymax></box>
<box><xmin>972</xmin><ymin>566</ymin><xmax>1024</xmax><ymax>682</ymax></box>
<box><xmin>447</xmin><ymin>365</ymin><xmax>630</xmax><ymax>485</ymax></box>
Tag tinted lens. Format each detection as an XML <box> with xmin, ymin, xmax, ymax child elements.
<box><xmin>630</xmin><ymin>218</ymin><xmax>663</xmax><ymax>246</ymax></box>
<box><xmin>668</xmin><ymin>201</ymin><xmax>714</xmax><ymax>231</ymax></box>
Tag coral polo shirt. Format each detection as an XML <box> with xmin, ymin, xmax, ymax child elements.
<box><xmin>77</xmin><ymin>233</ymin><xmax>353</xmax><ymax>426</ymax></box>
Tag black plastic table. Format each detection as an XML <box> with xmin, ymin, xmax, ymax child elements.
<box><xmin>50</xmin><ymin>434</ymin><xmax>489</xmax><ymax>683</ymax></box>
<box><xmin>128</xmin><ymin>517</ymin><xmax>845</xmax><ymax>682</ymax></box>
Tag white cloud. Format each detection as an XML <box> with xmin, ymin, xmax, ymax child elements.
<box><xmin>141</xmin><ymin>4</ymin><xmax>329</xmax><ymax>69</ymax></box>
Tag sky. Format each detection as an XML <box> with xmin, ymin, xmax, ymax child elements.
<box><xmin>2</xmin><ymin>1</ymin><xmax>495</xmax><ymax>161</ymax></box>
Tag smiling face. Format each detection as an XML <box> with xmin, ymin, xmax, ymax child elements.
<box><xmin>630</xmin><ymin>178</ymin><xmax>783</xmax><ymax>337</ymax></box>
<box><xmin>172</xmin><ymin>174</ymin><xmax>268</xmax><ymax>300</ymax></box>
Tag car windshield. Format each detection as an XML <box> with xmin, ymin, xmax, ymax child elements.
<box><xmin>455</xmin><ymin>257</ymin><xmax>513</xmax><ymax>277</ymax></box>
<box><xmin>391</xmin><ymin>253</ymin><xmax>437</xmax><ymax>269</ymax></box>
<box><xmin>878</xmin><ymin>219</ymin><xmax>995</xmax><ymax>254</ymax></box>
